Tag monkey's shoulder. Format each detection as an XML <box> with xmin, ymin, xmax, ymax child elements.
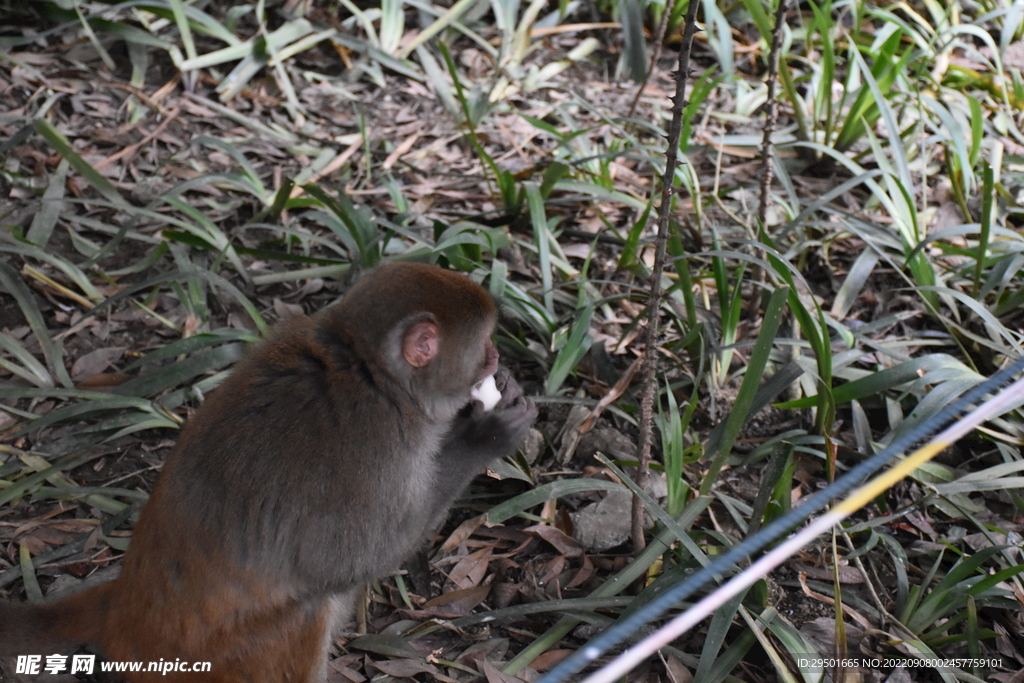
<box><xmin>204</xmin><ymin>316</ymin><xmax>387</xmax><ymax>411</ymax></box>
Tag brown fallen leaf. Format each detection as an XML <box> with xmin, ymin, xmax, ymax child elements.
<box><xmin>524</xmin><ymin>523</ymin><xmax>586</xmax><ymax>558</ymax></box>
<box><xmin>71</xmin><ymin>346</ymin><xmax>127</xmax><ymax>380</ymax></box>
<box><xmin>440</xmin><ymin>513</ymin><xmax>486</xmax><ymax>552</ymax></box>
<box><xmin>368</xmin><ymin>658</ymin><xmax>439</xmax><ymax>678</ymax></box>
<box><xmin>76</xmin><ymin>372</ymin><xmax>132</xmax><ymax>389</ymax></box>
<box><xmin>479</xmin><ymin>660</ymin><xmax>530</xmax><ymax>683</ymax></box>
<box><xmin>448</xmin><ymin>547</ymin><xmax>493</xmax><ymax>589</ymax></box>
<box><xmin>529</xmin><ymin>649</ymin><xmax>572</xmax><ymax>672</ymax></box>
<box><xmin>421</xmin><ymin>584</ymin><xmax>491</xmax><ymax>613</ymax></box>
<box><xmin>663</xmin><ymin>653</ymin><xmax>693</xmax><ymax>683</ymax></box>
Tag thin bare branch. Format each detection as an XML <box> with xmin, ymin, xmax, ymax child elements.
<box><xmin>757</xmin><ymin>0</ymin><xmax>789</xmax><ymax>225</ymax></box>
<box><xmin>631</xmin><ymin>0</ymin><xmax>702</xmax><ymax>554</ymax></box>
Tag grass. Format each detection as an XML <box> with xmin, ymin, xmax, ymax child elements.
<box><xmin>1</xmin><ymin>0</ymin><xmax>1024</xmax><ymax>681</ymax></box>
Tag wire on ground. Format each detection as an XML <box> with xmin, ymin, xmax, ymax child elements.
<box><xmin>537</xmin><ymin>357</ymin><xmax>1024</xmax><ymax>683</ymax></box>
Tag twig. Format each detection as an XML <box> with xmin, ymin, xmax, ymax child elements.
<box><xmin>631</xmin><ymin>0</ymin><xmax>701</xmax><ymax>554</ymax></box>
<box><xmin>756</xmin><ymin>0</ymin><xmax>789</xmax><ymax>225</ymax></box>
<box><xmin>578</xmin><ymin>354</ymin><xmax>644</xmax><ymax>434</ymax></box>
<box><xmin>747</xmin><ymin>0</ymin><xmax>789</xmax><ymax>318</ymax></box>
<box><xmin>93</xmin><ymin>107</ymin><xmax>181</xmax><ymax>172</ymax></box>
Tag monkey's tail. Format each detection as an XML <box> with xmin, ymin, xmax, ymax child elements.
<box><xmin>0</xmin><ymin>582</ymin><xmax>113</xmax><ymax>655</ymax></box>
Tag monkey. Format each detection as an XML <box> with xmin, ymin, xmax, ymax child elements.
<box><xmin>0</xmin><ymin>262</ymin><xmax>537</xmax><ymax>682</ymax></box>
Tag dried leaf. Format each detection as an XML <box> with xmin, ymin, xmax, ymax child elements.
<box><xmin>440</xmin><ymin>514</ymin><xmax>486</xmax><ymax>552</ymax></box>
<box><xmin>76</xmin><ymin>372</ymin><xmax>132</xmax><ymax>388</ymax></box>
<box><xmin>524</xmin><ymin>524</ymin><xmax>584</xmax><ymax>557</ymax></box>
<box><xmin>347</xmin><ymin>634</ymin><xmax>418</xmax><ymax>659</ymax></box>
<box><xmin>70</xmin><ymin>346</ymin><xmax>126</xmax><ymax>380</ymax></box>
<box><xmin>448</xmin><ymin>547</ymin><xmax>493</xmax><ymax>589</ymax></box>
<box><xmin>479</xmin><ymin>660</ymin><xmax>529</xmax><ymax>683</ymax></box>
<box><xmin>421</xmin><ymin>584</ymin><xmax>490</xmax><ymax>612</ymax></box>
<box><xmin>273</xmin><ymin>298</ymin><xmax>305</xmax><ymax>321</ymax></box>
<box><xmin>529</xmin><ymin>649</ymin><xmax>572</xmax><ymax>672</ymax></box>
<box><xmin>458</xmin><ymin>638</ymin><xmax>509</xmax><ymax>668</ymax></box>
<box><xmin>663</xmin><ymin>654</ymin><xmax>693</xmax><ymax>683</ymax></box>
<box><xmin>369</xmin><ymin>658</ymin><xmax>438</xmax><ymax>678</ymax></box>
<box><xmin>564</xmin><ymin>554</ymin><xmax>594</xmax><ymax>589</ymax></box>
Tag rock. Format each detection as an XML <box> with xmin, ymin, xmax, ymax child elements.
<box><xmin>571</xmin><ymin>489</ymin><xmax>633</xmax><ymax>551</ymax></box>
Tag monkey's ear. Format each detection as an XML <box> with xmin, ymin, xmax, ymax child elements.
<box><xmin>402</xmin><ymin>320</ymin><xmax>439</xmax><ymax>367</ymax></box>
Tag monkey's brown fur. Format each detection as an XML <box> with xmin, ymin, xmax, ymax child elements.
<box><xmin>0</xmin><ymin>262</ymin><xmax>537</xmax><ymax>682</ymax></box>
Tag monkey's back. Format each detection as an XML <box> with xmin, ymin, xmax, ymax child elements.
<box><xmin>97</xmin><ymin>312</ymin><xmax>444</xmax><ymax>677</ymax></box>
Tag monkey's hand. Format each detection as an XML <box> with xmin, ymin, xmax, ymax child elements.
<box><xmin>444</xmin><ymin>367</ymin><xmax>537</xmax><ymax>466</ymax></box>
<box><xmin>425</xmin><ymin>368</ymin><xmax>537</xmax><ymax>528</ymax></box>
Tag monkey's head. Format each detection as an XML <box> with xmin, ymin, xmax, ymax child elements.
<box><xmin>337</xmin><ymin>262</ymin><xmax>499</xmax><ymax>420</ymax></box>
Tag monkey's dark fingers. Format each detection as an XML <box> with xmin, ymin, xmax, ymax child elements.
<box><xmin>497</xmin><ymin>390</ymin><xmax>537</xmax><ymax>425</ymax></box>
<box><xmin>461</xmin><ymin>398</ymin><xmax>489</xmax><ymax>418</ymax></box>
<box><xmin>492</xmin><ymin>366</ymin><xmax>512</xmax><ymax>392</ymax></box>
<box><xmin>496</xmin><ymin>379</ymin><xmax>521</xmax><ymax>405</ymax></box>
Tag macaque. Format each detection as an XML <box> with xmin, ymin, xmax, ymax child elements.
<box><xmin>0</xmin><ymin>262</ymin><xmax>537</xmax><ymax>682</ymax></box>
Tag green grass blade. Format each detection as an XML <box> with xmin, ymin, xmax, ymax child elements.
<box><xmin>701</xmin><ymin>287</ymin><xmax>789</xmax><ymax>494</ymax></box>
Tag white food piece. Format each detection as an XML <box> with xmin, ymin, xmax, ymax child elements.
<box><xmin>471</xmin><ymin>374</ymin><xmax>501</xmax><ymax>411</ymax></box>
